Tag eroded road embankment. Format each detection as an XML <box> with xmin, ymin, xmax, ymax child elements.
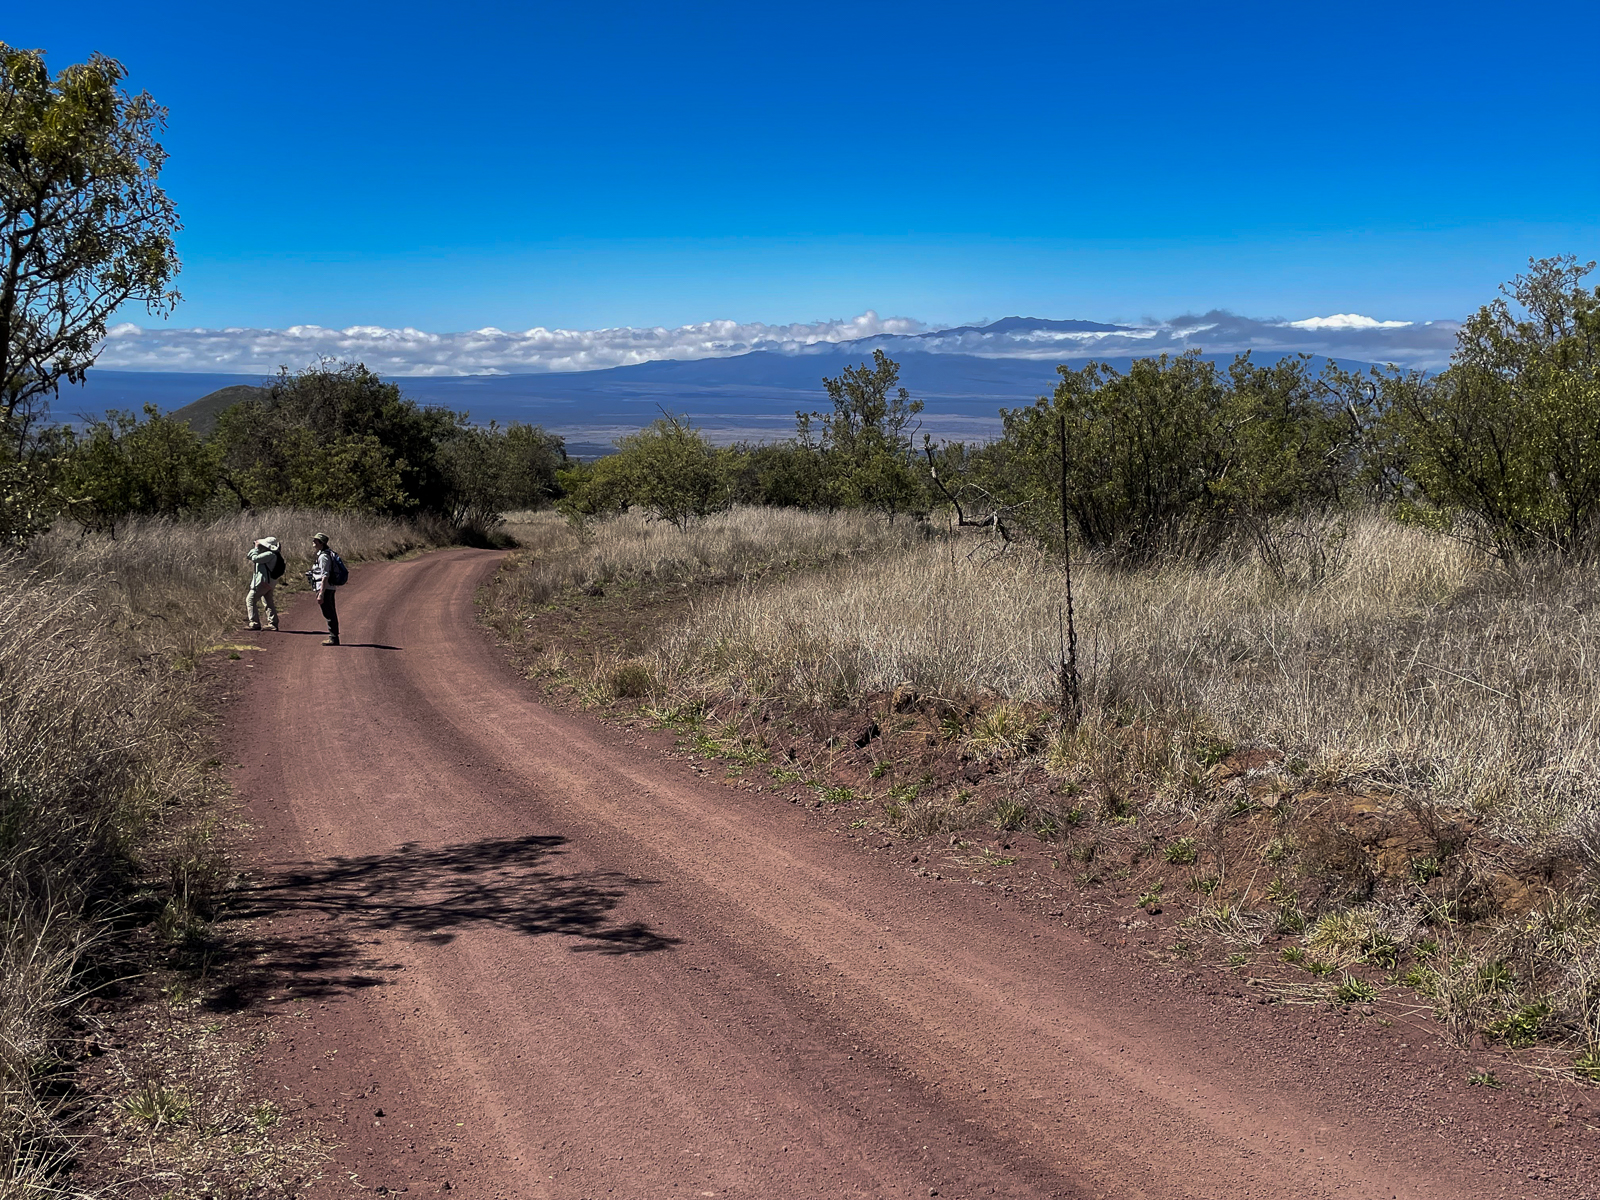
<box><xmin>218</xmin><ymin>549</ymin><xmax>1577</xmax><ymax>1200</ymax></box>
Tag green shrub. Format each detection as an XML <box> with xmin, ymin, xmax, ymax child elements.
<box><xmin>1385</xmin><ymin>256</ymin><xmax>1600</xmax><ymax>558</ymax></box>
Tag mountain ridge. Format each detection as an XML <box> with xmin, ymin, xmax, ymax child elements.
<box><xmin>67</xmin><ymin>316</ymin><xmax>1384</xmax><ymax>456</ymax></box>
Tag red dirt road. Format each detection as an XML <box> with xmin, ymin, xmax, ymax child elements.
<box><xmin>219</xmin><ymin>549</ymin><xmax>1597</xmax><ymax>1200</ymax></box>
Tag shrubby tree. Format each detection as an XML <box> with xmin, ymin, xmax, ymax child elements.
<box><xmin>956</xmin><ymin>351</ymin><xmax>1360</xmax><ymax>565</ymax></box>
<box><xmin>213</xmin><ymin>363</ymin><xmax>567</xmax><ymax>527</ymax></box>
<box><xmin>275</xmin><ymin>430</ymin><xmax>409</xmax><ymax>512</ymax></box>
<box><xmin>213</xmin><ymin>361</ymin><xmax>461</xmax><ymax>513</ymax></box>
<box><xmin>435</xmin><ymin>426</ymin><xmax>506</xmax><ymax>531</ymax></box>
<box><xmin>499</xmin><ymin>421</ymin><xmax>567</xmax><ymax>508</ymax></box>
<box><xmin>980</xmin><ymin>353</ymin><xmax>1228</xmax><ymax>560</ymax></box>
<box><xmin>1314</xmin><ymin>362</ymin><xmax>1407</xmax><ymax>505</ymax></box>
<box><xmin>1052</xmin><ymin>351</ymin><xmax>1229</xmax><ymax>557</ymax></box>
<box><xmin>0</xmin><ymin>45</ymin><xmax>180</xmax><ymax>440</ymax></box>
<box><xmin>0</xmin><ymin>455</ymin><xmax>56</xmax><ymax>543</ymax></box>
<box><xmin>1385</xmin><ymin>256</ymin><xmax>1600</xmax><ymax>557</ymax></box>
<box><xmin>726</xmin><ymin>440</ymin><xmax>830</xmax><ymax>510</ymax></box>
<box><xmin>54</xmin><ymin>405</ymin><xmax>217</xmax><ymax>530</ymax></box>
<box><xmin>1210</xmin><ymin>354</ymin><xmax>1366</xmax><ymax>571</ymax></box>
<box><xmin>800</xmin><ymin>350</ymin><xmax>928</xmax><ymax>518</ymax></box>
<box><xmin>0</xmin><ymin>45</ymin><xmax>180</xmax><ymax>541</ymax></box>
<box><xmin>436</xmin><ymin>420</ymin><xmax>567</xmax><ymax>531</ymax></box>
<box><xmin>560</xmin><ymin>413</ymin><xmax>729</xmax><ymax>530</ymax></box>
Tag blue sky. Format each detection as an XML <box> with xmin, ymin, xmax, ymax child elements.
<box><xmin>9</xmin><ymin>0</ymin><xmax>1599</xmax><ymax>343</ymax></box>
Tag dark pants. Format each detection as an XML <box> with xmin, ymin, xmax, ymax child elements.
<box><xmin>319</xmin><ymin>588</ymin><xmax>339</xmax><ymax>637</ymax></box>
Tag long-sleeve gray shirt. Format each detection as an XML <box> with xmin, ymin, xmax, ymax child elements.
<box><xmin>247</xmin><ymin>546</ymin><xmax>281</xmax><ymax>590</ymax></box>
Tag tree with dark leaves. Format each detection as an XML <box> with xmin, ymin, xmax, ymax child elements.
<box><xmin>0</xmin><ymin>45</ymin><xmax>180</xmax><ymax>443</ymax></box>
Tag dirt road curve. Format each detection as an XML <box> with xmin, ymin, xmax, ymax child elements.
<box><xmin>220</xmin><ymin>549</ymin><xmax>1592</xmax><ymax>1200</ymax></box>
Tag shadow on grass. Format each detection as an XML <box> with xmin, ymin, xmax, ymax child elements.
<box><xmin>203</xmin><ymin>834</ymin><xmax>677</xmax><ymax>1009</ymax></box>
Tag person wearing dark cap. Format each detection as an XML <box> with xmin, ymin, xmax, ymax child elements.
<box><xmin>245</xmin><ymin>535</ymin><xmax>282</xmax><ymax>631</ymax></box>
<box><xmin>308</xmin><ymin>532</ymin><xmax>341</xmax><ymax>646</ymax></box>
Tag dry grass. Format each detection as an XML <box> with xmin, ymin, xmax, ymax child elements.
<box><xmin>562</xmin><ymin>506</ymin><xmax>1600</xmax><ymax>1068</ymax></box>
<box><xmin>489</xmin><ymin>506</ymin><xmax>929</xmax><ymax>613</ymax></box>
<box><xmin>0</xmin><ymin>574</ymin><xmax>197</xmax><ymax>1187</ymax></box>
<box><xmin>25</xmin><ymin>507</ymin><xmax>430</xmax><ymax>664</ymax></box>
<box><xmin>658</xmin><ymin>511</ymin><xmax>1600</xmax><ymax>849</ymax></box>
<box><xmin>0</xmin><ymin>508</ymin><xmax>436</xmax><ymax>1194</ymax></box>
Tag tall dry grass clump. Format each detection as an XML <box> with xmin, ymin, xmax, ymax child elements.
<box><xmin>25</xmin><ymin>507</ymin><xmax>429</xmax><ymax>662</ymax></box>
<box><xmin>0</xmin><ymin>570</ymin><xmax>202</xmax><ymax>1184</ymax></box>
<box><xmin>491</xmin><ymin>507</ymin><xmax>928</xmax><ymax>611</ymax></box>
<box><xmin>0</xmin><ymin>508</ymin><xmax>434</xmax><ymax>1190</ymax></box>
<box><xmin>658</xmin><ymin>511</ymin><xmax>1600</xmax><ymax>848</ymax></box>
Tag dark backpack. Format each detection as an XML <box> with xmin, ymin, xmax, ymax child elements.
<box><xmin>268</xmin><ymin>551</ymin><xmax>287</xmax><ymax>581</ymax></box>
<box><xmin>328</xmin><ymin>551</ymin><xmax>349</xmax><ymax>587</ymax></box>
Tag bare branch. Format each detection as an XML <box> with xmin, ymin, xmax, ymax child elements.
<box><xmin>923</xmin><ymin>443</ymin><xmax>1012</xmax><ymax>543</ymax></box>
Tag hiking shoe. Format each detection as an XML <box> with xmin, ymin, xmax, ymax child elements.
<box><xmin>247</xmin><ymin>621</ymin><xmax>261</xmax><ymax>631</ymax></box>
<box><xmin>322</xmin><ymin>636</ymin><xmax>340</xmax><ymax>646</ymax></box>
<box><xmin>267</xmin><ymin>622</ymin><xmax>278</xmax><ymax>631</ymax></box>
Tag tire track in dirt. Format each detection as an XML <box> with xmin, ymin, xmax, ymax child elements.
<box><xmin>218</xmin><ymin>548</ymin><xmax>1569</xmax><ymax>1199</ymax></box>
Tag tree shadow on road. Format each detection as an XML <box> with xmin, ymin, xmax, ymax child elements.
<box><xmin>203</xmin><ymin>834</ymin><xmax>678</xmax><ymax>1009</ymax></box>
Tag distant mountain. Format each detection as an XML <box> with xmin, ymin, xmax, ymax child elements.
<box><xmin>910</xmin><ymin>317</ymin><xmax>1130</xmax><ymax>338</ymax></box>
<box><xmin>167</xmin><ymin>384</ymin><xmax>270</xmax><ymax>435</ymax></box>
<box><xmin>64</xmin><ymin>316</ymin><xmax>1384</xmax><ymax>457</ymax></box>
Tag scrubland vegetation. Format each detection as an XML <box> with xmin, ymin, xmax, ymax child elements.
<box><xmin>555</xmin><ymin>257</ymin><xmax>1600</xmax><ymax>574</ymax></box>
<box><xmin>490</xmin><ymin>506</ymin><xmax>926</xmax><ymax>605</ymax></box>
<box><xmin>10</xmin><ymin>364</ymin><xmax>565</xmax><ymax>546</ymax></box>
<box><xmin>664</xmin><ymin>511</ymin><xmax>1598</xmax><ymax>836</ymax></box>
<box><xmin>483</xmin><ymin>257</ymin><xmax>1600</xmax><ymax>1084</ymax></box>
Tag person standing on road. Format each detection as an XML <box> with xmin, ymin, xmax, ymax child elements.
<box><xmin>245</xmin><ymin>535</ymin><xmax>282</xmax><ymax>631</ymax></box>
<box><xmin>309</xmin><ymin>532</ymin><xmax>341</xmax><ymax>646</ymax></box>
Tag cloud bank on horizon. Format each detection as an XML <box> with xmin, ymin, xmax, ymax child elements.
<box><xmin>96</xmin><ymin>309</ymin><xmax>1463</xmax><ymax>377</ymax></box>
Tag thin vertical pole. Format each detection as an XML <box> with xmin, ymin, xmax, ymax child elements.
<box><xmin>1058</xmin><ymin>411</ymin><xmax>1081</xmax><ymax>726</ymax></box>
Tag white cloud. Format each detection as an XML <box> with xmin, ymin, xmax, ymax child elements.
<box><xmin>849</xmin><ymin>310</ymin><xmax>1459</xmax><ymax>370</ymax></box>
<box><xmin>91</xmin><ymin>307</ymin><xmax>1462</xmax><ymax>376</ymax></box>
<box><xmin>1286</xmin><ymin>313</ymin><xmax>1413</xmax><ymax>331</ymax></box>
<box><xmin>92</xmin><ymin>311</ymin><xmax>928</xmax><ymax>376</ymax></box>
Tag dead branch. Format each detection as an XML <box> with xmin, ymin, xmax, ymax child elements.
<box><xmin>923</xmin><ymin>444</ymin><xmax>1013</xmax><ymax>543</ymax></box>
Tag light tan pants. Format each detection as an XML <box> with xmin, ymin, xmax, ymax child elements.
<box><xmin>246</xmin><ymin>581</ymin><xmax>278</xmax><ymax>627</ymax></box>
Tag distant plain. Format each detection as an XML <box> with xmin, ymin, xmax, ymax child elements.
<box><xmin>67</xmin><ymin>345</ymin><xmax>1375</xmax><ymax>457</ymax></box>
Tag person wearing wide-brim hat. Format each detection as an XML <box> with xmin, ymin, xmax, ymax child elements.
<box><xmin>245</xmin><ymin>535</ymin><xmax>283</xmax><ymax>632</ymax></box>
<box><xmin>308</xmin><ymin>532</ymin><xmax>341</xmax><ymax>646</ymax></box>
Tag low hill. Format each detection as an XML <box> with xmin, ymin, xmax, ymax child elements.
<box><xmin>166</xmin><ymin>384</ymin><xmax>269</xmax><ymax>435</ymax></box>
